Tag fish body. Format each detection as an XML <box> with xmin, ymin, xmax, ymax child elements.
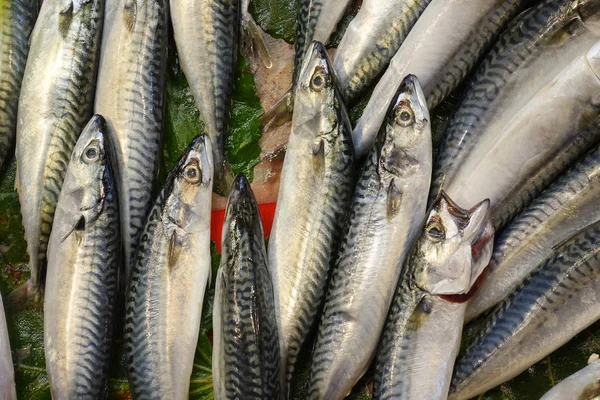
<box><xmin>0</xmin><ymin>296</ymin><xmax>15</xmax><ymax>400</ymax></box>
<box><xmin>308</xmin><ymin>74</ymin><xmax>432</xmax><ymax>400</ymax></box>
<box><xmin>0</xmin><ymin>0</ymin><xmax>38</xmax><ymax>171</ymax></box>
<box><xmin>170</xmin><ymin>0</ymin><xmax>239</xmax><ymax>187</ymax></box>
<box><xmin>95</xmin><ymin>0</ymin><xmax>168</xmax><ymax>279</ymax></box>
<box><xmin>450</xmin><ymin>221</ymin><xmax>600</xmax><ymax>400</ymax></box>
<box><xmin>466</xmin><ymin>144</ymin><xmax>600</xmax><ymax>321</ymax></box>
<box><xmin>44</xmin><ymin>115</ymin><xmax>119</xmax><ymax>400</ymax></box>
<box><xmin>267</xmin><ymin>42</ymin><xmax>356</xmax><ymax>392</ymax></box>
<box><xmin>374</xmin><ymin>193</ymin><xmax>494</xmax><ymax>400</ymax></box>
<box><xmin>212</xmin><ymin>174</ymin><xmax>280</xmax><ymax>400</ymax></box>
<box><xmin>540</xmin><ymin>359</ymin><xmax>600</xmax><ymax>400</ymax></box>
<box><xmin>16</xmin><ymin>0</ymin><xmax>104</xmax><ymax>294</ymax></box>
<box><xmin>432</xmin><ymin>0</ymin><xmax>600</xmax><ymax>214</ymax></box>
<box><xmin>124</xmin><ymin>135</ymin><xmax>213</xmax><ymax>400</ymax></box>
<box><xmin>334</xmin><ymin>0</ymin><xmax>432</xmax><ymax>102</ymax></box>
<box><xmin>352</xmin><ymin>0</ymin><xmax>530</xmax><ymax>157</ymax></box>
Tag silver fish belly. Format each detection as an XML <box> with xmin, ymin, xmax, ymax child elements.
<box><xmin>0</xmin><ymin>296</ymin><xmax>15</xmax><ymax>400</ymax></box>
<box><xmin>0</xmin><ymin>0</ymin><xmax>38</xmax><ymax>171</ymax></box>
<box><xmin>352</xmin><ymin>0</ymin><xmax>529</xmax><ymax>157</ymax></box>
<box><xmin>267</xmin><ymin>41</ymin><xmax>356</xmax><ymax>392</ymax></box>
<box><xmin>466</xmin><ymin>143</ymin><xmax>600</xmax><ymax>321</ymax></box>
<box><xmin>44</xmin><ymin>115</ymin><xmax>120</xmax><ymax>400</ymax></box>
<box><xmin>213</xmin><ymin>174</ymin><xmax>280</xmax><ymax>400</ymax></box>
<box><xmin>124</xmin><ymin>136</ymin><xmax>213</xmax><ymax>400</ymax></box>
<box><xmin>374</xmin><ymin>193</ymin><xmax>494</xmax><ymax>400</ymax></box>
<box><xmin>308</xmin><ymin>74</ymin><xmax>432</xmax><ymax>400</ymax></box>
<box><xmin>451</xmin><ymin>221</ymin><xmax>600</xmax><ymax>400</ymax></box>
<box><xmin>95</xmin><ymin>0</ymin><xmax>168</xmax><ymax>279</ymax></box>
<box><xmin>16</xmin><ymin>0</ymin><xmax>104</xmax><ymax>295</ymax></box>
<box><xmin>540</xmin><ymin>359</ymin><xmax>600</xmax><ymax>400</ymax></box>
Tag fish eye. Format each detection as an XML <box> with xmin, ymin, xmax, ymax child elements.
<box><xmin>426</xmin><ymin>220</ymin><xmax>445</xmax><ymax>243</ymax></box>
<box><xmin>183</xmin><ymin>162</ymin><xmax>202</xmax><ymax>184</ymax></box>
<box><xmin>82</xmin><ymin>142</ymin><xmax>101</xmax><ymax>164</ymax></box>
<box><xmin>396</xmin><ymin>106</ymin><xmax>415</xmax><ymax>127</ymax></box>
<box><xmin>311</xmin><ymin>70</ymin><xmax>327</xmax><ymax>92</ymax></box>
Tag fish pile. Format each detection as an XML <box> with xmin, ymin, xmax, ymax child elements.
<box><xmin>1</xmin><ymin>0</ymin><xmax>600</xmax><ymax>399</ymax></box>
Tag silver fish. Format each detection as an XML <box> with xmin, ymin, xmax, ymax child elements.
<box><xmin>431</xmin><ymin>0</ymin><xmax>600</xmax><ymax>218</ymax></box>
<box><xmin>15</xmin><ymin>0</ymin><xmax>104</xmax><ymax>298</ymax></box>
<box><xmin>170</xmin><ymin>0</ymin><xmax>239</xmax><ymax>189</ymax></box>
<box><xmin>44</xmin><ymin>115</ymin><xmax>119</xmax><ymax>400</ymax></box>
<box><xmin>95</xmin><ymin>0</ymin><xmax>168</xmax><ymax>280</ymax></box>
<box><xmin>124</xmin><ymin>135</ymin><xmax>213</xmax><ymax>400</ymax></box>
<box><xmin>213</xmin><ymin>174</ymin><xmax>280</xmax><ymax>400</ymax></box>
<box><xmin>308</xmin><ymin>74</ymin><xmax>432</xmax><ymax>400</ymax></box>
<box><xmin>352</xmin><ymin>0</ymin><xmax>530</xmax><ymax>157</ymax></box>
<box><xmin>267</xmin><ymin>41</ymin><xmax>356</xmax><ymax>393</ymax></box>
<box><xmin>540</xmin><ymin>358</ymin><xmax>600</xmax><ymax>400</ymax></box>
<box><xmin>373</xmin><ymin>193</ymin><xmax>494</xmax><ymax>400</ymax></box>
<box><xmin>0</xmin><ymin>296</ymin><xmax>15</xmax><ymax>400</ymax></box>
<box><xmin>450</xmin><ymin>220</ymin><xmax>600</xmax><ymax>400</ymax></box>
<box><xmin>0</xmin><ymin>0</ymin><xmax>39</xmax><ymax>171</ymax></box>
<box><xmin>466</xmin><ymin>143</ymin><xmax>600</xmax><ymax>321</ymax></box>
<box><xmin>333</xmin><ymin>0</ymin><xmax>432</xmax><ymax>102</ymax></box>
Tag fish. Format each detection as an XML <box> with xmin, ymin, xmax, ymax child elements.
<box><xmin>351</xmin><ymin>0</ymin><xmax>532</xmax><ymax>157</ymax></box>
<box><xmin>0</xmin><ymin>0</ymin><xmax>39</xmax><ymax>171</ymax></box>
<box><xmin>307</xmin><ymin>74</ymin><xmax>432</xmax><ymax>400</ymax></box>
<box><xmin>466</xmin><ymin>143</ymin><xmax>600</xmax><ymax>321</ymax></box>
<box><xmin>15</xmin><ymin>0</ymin><xmax>104</xmax><ymax>299</ymax></box>
<box><xmin>95</xmin><ymin>0</ymin><xmax>168</xmax><ymax>280</ymax></box>
<box><xmin>44</xmin><ymin>115</ymin><xmax>119</xmax><ymax>400</ymax></box>
<box><xmin>267</xmin><ymin>41</ymin><xmax>356</xmax><ymax>394</ymax></box>
<box><xmin>333</xmin><ymin>0</ymin><xmax>432</xmax><ymax>102</ymax></box>
<box><xmin>450</xmin><ymin>220</ymin><xmax>600</xmax><ymax>400</ymax></box>
<box><xmin>0</xmin><ymin>296</ymin><xmax>15</xmax><ymax>400</ymax></box>
<box><xmin>540</xmin><ymin>358</ymin><xmax>600</xmax><ymax>400</ymax></box>
<box><xmin>431</xmin><ymin>0</ymin><xmax>600</xmax><ymax>212</ymax></box>
<box><xmin>373</xmin><ymin>193</ymin><xmax>494</xmax><ymax>400</ymax></box>
<box><xmin>212</xmin><ymin>174</ymin><xmax>280</xmax><ymax>400</ymax></box>
<box><xmin>170</xmin><ymin>0</ymin><xmax>239</xmax><ymax>191</ymax></box>
<box><xmin>124</xmin><ymin>135</ymin><xmax>213</xmax><ymax>400</ymax></box>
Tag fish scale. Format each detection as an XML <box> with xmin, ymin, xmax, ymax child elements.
<box><xmin>213</xmin><ymin>175</ymin><xmax>280</xmax><ymax>400</ymax></box>
<box><xmin>95</xmin><ymin>0</ymin><xmax>168</xmax><ymax>279</ymax></box>
<box><xmin>16</xmin><ymin>0</ymin><xmax>104</xmax><ymax>295</ymax></box>
<box><xmin>0</xmin><ymin>0</ymin><xmax>38</xmax><ymax>171</ymax></box>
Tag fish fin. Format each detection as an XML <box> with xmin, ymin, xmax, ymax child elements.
<box><xmin>260</xmin><ymin>91</ymin><xmax>294</xmax><ymax>132</ymax></box>
<box><xmin>6</xmin><ymin>279</ymin><xmax>43</xmax><ymax>310</ymax></box>
<box><xmin>58</xmin><ymin>0</ymin><xmax>74</xmax><ymax>38</ymax></box>
<box><xmin>59</xmin><ymin>215</ymin><xmax>85</xmax><ymax>243</ymax></box>
<box><xmin>312</xmin><ymin>138</ymin><xmax>325</xmax><ymax>167</ymax></box>
<box><xmin>386</xmin><ymin>178</ymin><xmax>403</xmax><ymax>219</ymax></box>
<box><xmin>241</xmin><ymin>13</ymin><xmax>273</xmax><ymax>69</ymax></box>
<box><xmin>212</xmin><ymin>268</ymin><xmax>227</xmax><ymax>400</ymax></box>
<box><xmin>168</xmin><ymin>230</ymin><xmax>183</xmax><ymax>270</ymax></box>
<box><xmin>14</xmin><ymin>166</ymin><xmax>20</xmax><ymax>194</ymax></box>
<box><xmin>123</xmin><ymin>0</ymin><xmax>137</xmax><ymax>32</ymax></box>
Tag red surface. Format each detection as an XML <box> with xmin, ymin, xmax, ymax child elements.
<box><xmin>210</xmin><ymin>202</ymin><xmax>277</xmax><ymax>253</ymax></box>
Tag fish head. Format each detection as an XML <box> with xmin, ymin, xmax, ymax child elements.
<box><xmin>413</xmin><ymin>192</ymin><xmax>494</xmax><ymax>296</ymax></box>
<box><xmin>164</xmin><ymin>135</ymin><xmax>214</xmax><ymax>233</ymax></box>
<box><xmin>378</xmin><ymin>74</ymin><xmax>432</xmax><ymax>179</ymax></box>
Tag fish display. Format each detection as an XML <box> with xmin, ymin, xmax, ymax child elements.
<box><xmin>267</xmin><ymin>41</ymin><xmax>356</xmax><ymax>393</ymax></box>
<box><xmin>124</xmin><ymin>135</ymin><xmax>213</xmax><ymax>399</ymax></box>
<box><xmin>540</xmin><ymin>358</ymin><xmax>600</xmax><ymax>400</ymax></box>
<box><xmin>374</xmin><ymin>193</ymin><xmax>494</xmax><ymax>400</ymax></box>
<box><xmin>334</xmin><ymin>0</ymin><xmax>432</xmax><ymax>102</ymax></box>
<box><xmin>15</xmin><ymin>0</ymin><xmax>104</xmax><ymax>298</ymax></box>
<box><xmin>213</xmin><ymin>174</ymin><xmax>280</xmax><ymax>400</ymax></box>
<box><xmin>95</xmin><ymin>0</ymin><xmax>168</xmax><ymax>279</ymax></box>
<box><xmin>308</xmin><ymin>74</ymin><xmax>432</xmax><ymax>400</ymax></box>
<box><xmin>0</xmin><ymin>296</ymin><xmax>15</xmax><ymax>400</ymax></box>
<box><xmin>44</xmin><ymin>115</ymin><xmax>119</xmax><ymax>399</ymax></box>
<box><xmin>0</xmin><ymin>0</ymin><xmax>39</xmax><ymax>172</ymax></box>
<box><xmin>170</xmin><ymin>0</ymin><xmax>239</xmax><ymax>190</ymax></box>
<box><xmin>352</xmin><ymin>0</ymin><xmax>531</xmax><ymax>157</ymax></box>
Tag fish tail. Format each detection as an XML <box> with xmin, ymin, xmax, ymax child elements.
<box><xmin>241</xmin><ymin>13</ymin><xmax>273</xmax><ymax>69</ymax></box>
<box><xmin>6</xmin><ymin>279</ymin><xmax>42</xmax><ymax>310</ymax></box>
<box><xmin>260</xmin><ymin>90</ymin><xmax>294</xmax><ymax>132</ymax></box>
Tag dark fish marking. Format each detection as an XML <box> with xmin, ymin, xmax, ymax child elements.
<box><xmin>386</xmin><ymin>178</ymin><xmax>402</xmax><ymax>219</ymax></box>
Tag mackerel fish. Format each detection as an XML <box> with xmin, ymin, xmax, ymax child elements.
<box><xmin>0</xmin><ymin>0</ymin><xmax>39</xmax><ymax>171</ymax></box>
<box><xmin>450</xmin><ymin>220</ymin><xmax>600</xmax><ymax>400</ymax></box>
<box><xmin>213</xmin><ymin>174</ymin><xmax>280</xmax><ymax>400</ymax></box>
<box><xmin>352</xmin><ymin>0</ymin><xmax>531</xmax><ymax>157</ymax></box>
<box><xmin>0</xmin><ymin>296</ymin><xmax>15</xmax><ymax>400</ymax></box>
<box><xmin>467</xmin><ymin>143</ymin><xmax>600</xmax><ymax>321</ymax></box>
<box><xmin>95</xmin><ymin>0</ymin><xmax>168</xmax><ymax>279</ymax></box>
<box><xmin>334</xmin><ymin>0</ymin><xmax>432</xmax><ymax>102</ymax></box>
<box><xmin>540</xmin><ymin>359</ymin><xmax>600</xmax><ymax>400</ymax></box>
<box><xmin>44</xmin><ymin>115</ymin><xmax>119</xmax><ymax>400</ymax></box>
<box><xmin>267</xmin><ymin>41</ymin><xmax>356</xmax><ymax>393</ymax></box>
<box><xmin>15</xmin><ymin>0</ymin><xmax>104</xmax><ymax>297</ymax></box>
<box><xmin>373</xmin><ymin>193</ymin><xmax>494</xmax><ymax>400</ymax></box>
<box><xmin>308</xmin><ymin>74</ymin><xmax>432</xmax><ymax>400</ymax></box>
<box><xmin>124</xmin><ymin>135</ymin><xmax>213</xmax><ymax>400</ymax></box>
